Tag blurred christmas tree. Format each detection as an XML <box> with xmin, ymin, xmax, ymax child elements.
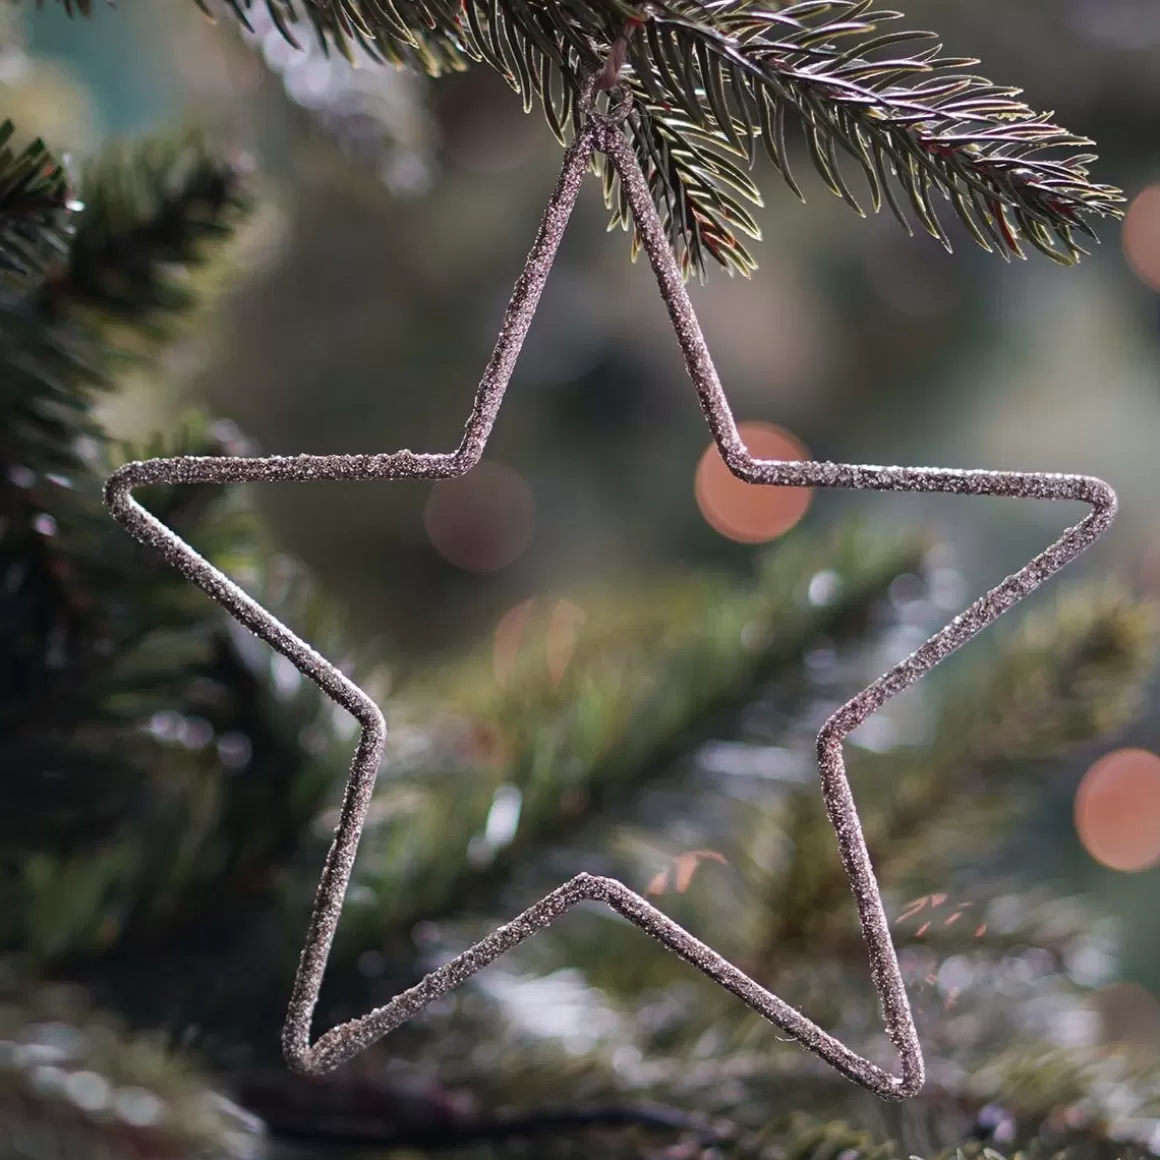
<box><xmin>4</xmin><ymin>1</ymin><xmax>1160</xmax><ymax>1157</ymax></box>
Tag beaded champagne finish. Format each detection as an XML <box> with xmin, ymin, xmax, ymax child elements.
<box><xmin>103</xmin><ymin>78</ymin><xmax>1115</xmax><ymax>1099</ymax></box>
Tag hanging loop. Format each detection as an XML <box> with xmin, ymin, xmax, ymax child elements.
<box><xmin>597</xmin><ymin>83</ymin><xmax>634</xmax><ymax>128</ymax></box>
<box><xmin>578</xmin><ymin>73</ymin><xmax>634</xmax><ymax>137</ymax></box>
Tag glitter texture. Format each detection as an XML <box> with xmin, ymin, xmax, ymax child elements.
<box><xmin>103</xmin><ymin>79</ymin><xmax>1115</xmax><ymax>1101</ymax></box>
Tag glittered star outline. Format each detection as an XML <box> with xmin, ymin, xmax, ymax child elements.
<box><xmin>103</xmin><ymin>79</ymin><xmax>1115</xmax><ymax>1099</ymax></box>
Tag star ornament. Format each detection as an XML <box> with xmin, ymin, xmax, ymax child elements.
<box><xmin>103</xmin><ymin>77</ymin><xmax>1115</xmax><ymax>1099</ymax></box>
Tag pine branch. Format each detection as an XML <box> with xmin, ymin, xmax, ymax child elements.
<box><xmin>0</xmin><ymin>133</ymin><xmax>341</xmax><ymax>984</ymax></box>
<box><xmin>702</xmin><ymin>1040</ymin><xmax>1160</xmax><ymax>1160</ymax></box>
<box><xmin>37</xmin><ymin>132</ymin><xmax>250</xmax><ymax>339</ymax></box>
<box><xmin>1</xmin><ymin>417</ymin><xmax>352</xmax><ymax>963</ymax></box>
<box><xmin>497</xmin><ymin>580</ymin><xmax>1156</xmax><ymax>1024</ymax></box>
<box><xmin>800</xmin><ymin>885</ymin><xmax>1089</xmax><ymax>972</ymax></box>
<box><xmin>724</xmin><ymin>1113</ymin><xmax>1154</xmax><ymax>1160</ymax></box>
<box><xmin>32</xmin><ymin>0</ymin><xmax>99</xmax><ymax>15</ymax></box>
<box><xmin>0</xmin><ymin>972</ymin><xmax>263</xmax><ymax>1159</ymax></box>
<box><xmin>622</xmin><ymin>0</ymin><xmax>1124</xmax><ymax>266</ymax></box>
<box><xmin>0</xmin><ymin>134</ymin><xmax>254</xmax><ymax>848</ymax></box>
<box><xmin>158</xmin><ymin>0</ymin><xmax>1126</xmax><ymax>278</ymax></box>
<box><xmin>237</xmin><ymin>1066</ymin><xmax>724</xmax><ymax>1151</ymax></box>
<box><xmin>1</xmin><ymin>131</ymin><xmax>250</xmax><ymax>483</ymax></box>
<box><xmin>0</xmin><ymin>122</ymin><xmax>72</xmax><ymax>284</ymax></box>
<box><xmin>341</xmin><ymin>521</ymin><xmax>925</xmax><ymax>948</ymax></box>
<box><xmin>751</xmin><ymin>582</ymin><xmax>1159</xmax><ymax>974</ymax></box>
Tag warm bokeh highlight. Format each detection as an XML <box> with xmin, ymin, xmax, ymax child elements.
<box><xmin>644</xmin><ymin>850</ymin><xmax>728</xmax><ymax>897</ymax></box>
<box><xmin>1091</xmin><ymin>981</ymin><xmax>1160</xmax><ymax>1050</ymax></box>
<box><xmin>695</xmin><ymin>421</ymin><xmax>811</xmax><ymax>543</ymax></box>
<box><xmin>493</xmin><ymin>598</ymin><xmax>536</xmax><ymax>687</ymax></box>
<box><xmin>424</xmin><ymin>461</ymin><xmax>535</xmax><ymax>572</ymax></box>
<box><xmin>493</xmin><ymin>597</ymin><xmax>587</xmax><ymax>688</ymax></box>
<box><xmin>1075</xmin><ymin>748</ymin><xmax>1160</xmax><ymax>872</ymax></box>
<box><xmin>1123</xmin><ymin>184</ymin><xmax>1160</xmax><ymax>292</ymax></box>
<box><xmin>545</xmin><ymin>599</ymin><xmax>587</xmax><ymax>687</ymax></box>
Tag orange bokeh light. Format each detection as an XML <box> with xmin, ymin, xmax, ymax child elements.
<box><xmin>1092</xmin><ymin>981</ymin><xmax>1160</xmax><ymax>1049</ymax></box>
<box><xmin>1123</xmin><ymin>185</ymin><xmax>1160</xmax><ymax>292</ymax></box>
<box><xmin>695</xmin><ymin>421</ymin><xmax>811</xmax><ymax>544</ymax></box>
<box><xmin>425</xmin><ymin>461</ymin><xmax>534</xmax><ymax>572</ymax></box>
<box><xmin>493</xmin><ymin>597</ymin><xmax>586</xmax><ymax>688</ymax></box>
<box><xmin>545</xmin><ymin>599</ymin><xmax>586</xmax><ymax>687</ymax></box>
<box><xmin>453</xmin><ymin>718</ymin><xmax>510</xmax><ymax>769</ymax></box>
<box><xmin>1075</xmin><ymin>748</ymin><xmax>1160</xmax><ymax>872</ymax></box>
<box><xmin>644</xmin><ymin>849</ymin><xmax>727</xmax><ymax>897</ymax></box>
<box><xmin>493</xmin><ymin>598</ymin><xmax>536</xmax><ymax>687</ymax></box>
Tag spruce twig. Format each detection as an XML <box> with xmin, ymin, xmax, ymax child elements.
<box><xmin>751</xmin><ymin>584</ymin><xmax>1159</xmax><ymax>973</ymax></box>
<box><xmin>48</xmin><ymin>0</ymin><xmax>1124</xmax><ymax>277</ymax></box>
<box><xmin>349</xmin><ymin>522</ymin><xmax>925</xmax><ymax>940</ymax></box>
<box><xmin>0</xmin><ymin>121</ymin><xmax>72</xmax><ymax>283</ymax></box>
<box><xmin>237</xmin><ymin>1068</ymin><xmax>726</xmax><ymax>1151</ymax></box>
<box><xmin>0</xmin><ymin>138</ymin><xmax>274</xmax><ymax>957</ymax></box>
<box><xmin>0</xmin><ymin>974</ymin><xmax>262</xmax><ymax>1159</ymax></box>
<box><xmin>37</xmin><ymin>132</ymin><xmax>251</xmax><ymax>339</ymax></box>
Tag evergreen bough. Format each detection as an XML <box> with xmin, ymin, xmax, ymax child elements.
<box><xmin>47</xmin><ymin>0</ymin><xmax>1124</xmax><ymax>276</ymax></box>
<box><xmin>1</xmin><ymin>2</ymin><xmax>1157</xmax><ymax>1158</ymax></box>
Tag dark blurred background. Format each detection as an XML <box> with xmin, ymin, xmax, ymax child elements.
<box><xmin>15</xmin><ymin>0</ymin><xmax>1160</xmax><ymax>1043</ymax></box>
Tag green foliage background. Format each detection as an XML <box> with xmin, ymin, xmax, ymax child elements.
<box><xmin>4</xmin><ymin>0</ymin><xmax>1160</xmax><ymax>1156</ymax></box>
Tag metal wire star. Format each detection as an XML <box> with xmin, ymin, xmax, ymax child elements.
<box><xmin>103</xmin><ymin>76</ymin><xmax>1116</xmax><ymax>1100</ymax></box>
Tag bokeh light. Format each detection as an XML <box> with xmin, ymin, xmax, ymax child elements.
<box><xmin>453</xmin><ymin>718</ymin><xmax>510</xmax><ymax>770</ymax></box>
<box><xmin>1091</xmin><ymin>981</ymin><xmax>1160</xmax><ymax>1050</ymax></box>
<box><xmin>425</xmin><ymin>461</ymin><xmax>534</xmax><ymax>572</ymax></box>
<box><xmin>493</xmin><ymin>597</ymin><xmax>586</xmax><ymax>688</ymax></box>
<box><xmin>1123</xmin><ymin>185</ymin><xmax>1160</xmax><ymax>292</ymax></box>
<box><xmin>493</xmin><ymin>598</ymin><xmax>536</xmax><ymax>687</ymax></box>
<box><xmin>645</xmin><ymin>850</ymin><xmax>727</xmax><ymax>897</ymax></box>
<box><xmin>1075</xmin><ymin>748</ymin><xmax>1160</xmax><ymax>872</ymax></box>
<box><xmin>695</xmin><ymin>421</ymin><xmax>811</xmax><ymax>543</ymax></box>
<box><xmin>545</xmin><ymin>600</ymin><xmax>586</xmax><ymax>687</ymax></box>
